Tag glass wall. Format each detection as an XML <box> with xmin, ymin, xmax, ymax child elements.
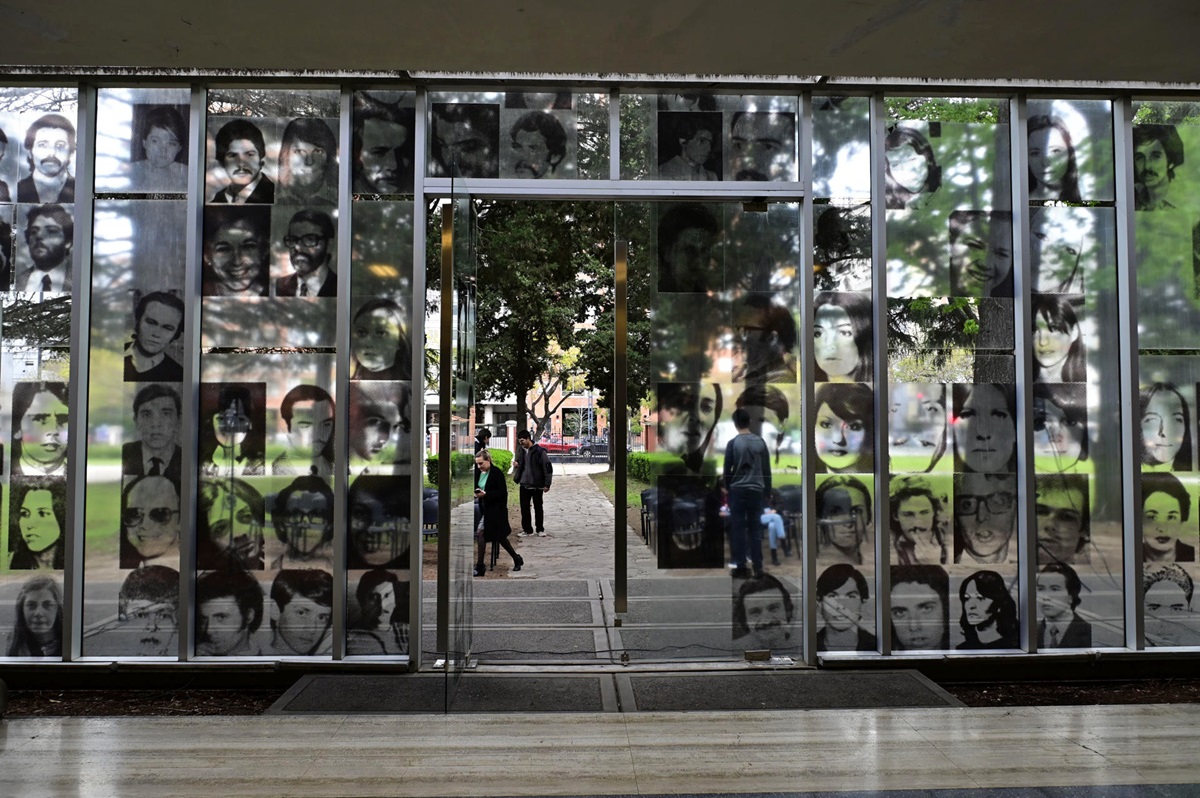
<box><xmin>0</xmin><ymin>77</ymin><xmax>1192</xmax><ymax>663</ymax></box>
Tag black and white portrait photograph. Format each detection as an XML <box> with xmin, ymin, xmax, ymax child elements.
<box><xmin>348</xmin><ymin>475</ymin><xmax>412</xmax><ymax>570</ymax></box>
<box><xmin>952</xmin><ymin>383</ymin><xmax>1017</xmax><ymax>473</ymax></box>
<box><xmin>276</xmin><ymin>117</ymin><xmax>337</xmax><ymax>206</ymax></box>
<box><xmin>949</xmin><ymin>210</ymin><xmax>1014</xmax><ymax>299</ymax></box>
<box><xmin>1142</xmin><ymin>472</ymin><xmax>1197</xmax><ymax>564</ymax></box>
<box><xmin>353</xmin><ymin>93</ymin><xmax>415</xmax><ymax>195</ymax></box>
<box><xmin>198</xmin><ymin>382</ymin><xmax>266</xmax><ymax>477</ymax></box>
<box><xmin>889</xmin><ymin>475</ymin><xmax>949</xmax><ymax>566</ymax></box>
<box><xmin>122</xmin><ymin>383</ymin><xmax>182</xmax><ymax>481</ymax></box>
<box><xmin>116</xmin><ymin>565</ymin><xmax>178</xmax><ymax>657</ymax></box>
<box><xmin>123</xmin><ymin>290</ymin><xmax>184</xmax><ymax>381</ymax></box>
<box><xmin>127</xmin><ymin>104</ymin><xmax>189</xmax><ymax>194</ymax></box>
<box><xmin>657</xmin><ymin>93</ymin><xmax>717</xmax><ymax>112</ymax></box>
<box><xmin>347</xmin><ymin>568</ymin><xmax>410</xmax><ymax>655</ymax></box>
<box><xmin>11</xmin><ymin>381</ymin><xmax>69</xmax><ymax>477</ymax></box>
<box><xmin>500</xmin><ymin>110</ymin><xmax>575</xmax><ymax>179</ymax></box>
<box><xmin>1031</xmin><ymin>205</ymin><xmax>1106</xmax><ymax>295</ymax></box>
<box><xmin>890</xmin><ymin>564</ymin><xmax>949</xmax><ymax>651</ymax></box>
<box><xmin>813</xmin><ymin>292</ymin><xmax>871</xmax><ymax>383</ymax></box>
<box><xmin>656</xmin><ymin>202</ymin><xmax>722</xmax><ymax>293</ymax></box>
<box><xmin>8</xmin><ymin>478</ymin><xmax>63</xmax><ymax>571</ymax></box>
<box><xmin>1140</xmin><ymin>382</ymin><xmax>1191</xmax><ymax>472</ymax></box>
<box><xmin>6</xmin><ymin>575</ymin><xmax>62</xmax><ymax>657</ymax></box>
<box><xmin>273</xmin><ymin>384</ymin><xmax>335</xmax><ymax>477</ymax></box>
<box><xmin>1033</xmin><ymin>383</ymin><xmax>1089</xmax><ymax>473</ymax></box>
<box><xmin>0</xmin><ymin>122</ymin><xmax>17</xmax><ymax>201</ymax></box>
<box><xmin>273</xmin><ymin>207</ymin><xmax>337</xmax><ymax>298</ymax></box>
<box><xmin>0</xmin><ymin>209</ymin><xmax>13</xmax><ymax>290</ymax></box>
<box><xmin>268</xmin><ymin>568</ymin><xmax>332</xmax><ymax>656</ymax></box>
<box><xmin>1033</xmin><ymin>472</ymin><xmax>1090</xmax><ymax>569</ymax></box>
<box><xmin>953</xmin><ymin>471</ymin><xmax>1018</xmax><ymax>565</ymax></box>
<box><xmin>956</xmin><ymin>569</ymin><xmax>1018</xmax><ymax>650</ymax></box>
<box><xmin>889</xmin><ymin>383</ymin><xmax>949</xmax><ymax>474</ymax></box>
<box><xmin>731</xmin><ymin>295</ymin><xmax>799</xmax><ymax>385</ymax></box>
<box><xmin>207</xmin><ymin>117</ymin><xmax>276</xmax><ymax>204</ymax></box>
<box><xmin>13</xmin><ymin>203</ymin><xmax>73</xmax><ymax>294</ymax></box>
<box><xmin>348</xmin><ymin>381</ymin><xmax>411</xmax><ymax>475</ymax></box>
<box><xmin>654</xmin><ymin>473</ymin><xmax>724</xmax><ymax>570</ymax></box>
<box><xmin>430</xmin><ymin>103</ymin><xmax>499</xmax><ymax>179</ymax></box>
<box><xmin>656</xmin><ymin>381</ymin><xmax>722</xmax><ymax>474</ymax></box>
<box><xmin>731</xmin><ymin>572</ymin><xmax>797</xmax><ymax>654</ymax></box>
<box><xmin>1037</xmin><ymin>562</ymin><xmax>1092</xmax><ymax>648</ymax></box>
<box><xmin>119</xmin><ymin>473</ymin><xmax>182</xmax><ymax>569</ymax></box>
<box><xmin>884</xmin><ymin>124</ymin><xmax>941</xmax><ymax>210</ymax></box>
<box><xmin>269</xmin><ymin>476</ymin><xmax>334</xmax><ymax>570</ymax></box>
<box><xmin>815</xmin><ymin>474</ymin><xmax>873</xmax><ymax>565</ymax></box>
<box><xmin>658</xmin><ymin>112</ymin><xmax>721</xmax><ymax>181</ymax></box>
<box><xmin>727</xmin><ymin>110</ymin><xmax>796</xmax><ymax>182</ymax></box>
<box><xmin>1027</xmin><ymin>99</ymin><xmax>1115</xmax><ymax>203</ymax></box>
<box><xmin>813</xmin><ymin>383</ymin><xmax>873</xmax><ymax>474</ymax></box>
<box><xmin>351</xmin><ymin>298</ymin><xmax>412</xmax><ymax>380</ymax></box>
<box><xmin>196</xmin><ymin>477</ymin><xmax>266</xmax><ymax>571</ymax></box>
<box><xmin>1133</xmin><ymin>123</ymin><xmax>1183</xmax><ymax>211</ymax></box>
<box><xmin>1143</xmin><ymin>562</ymin><xmax>1200</xmax><ymax>647</ymax></box>
<box><xmin>202</xmin><ymin>205</ymin><xmax>270</xmax><ymax>297</ymax></box>
<box><xmin>18</xmin><ymin>113</ymin><xmax>76</xmax><ymax>203</ymax></box>
<box><xmin>195</xmin><ymin>567</ymin><xmax>265</xmax><ymax>657</ymax></box>
<box><xmin>815</xmin><ymin>564</ymin><xmax>876</xmax><ymax>652</ymax></box>
<box><xmin>1032</xmin><ymin>294</ymin><xmax>1086</xmax><ymax>383</ymax></box>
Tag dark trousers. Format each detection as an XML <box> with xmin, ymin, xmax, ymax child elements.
<box><xmin>520</xmin><ymin>486</ymin><xmax>545</xmax><ymax>533</ymax></box>
<box><xmin>728</xmin><ymin>487</ymin><xmax>765</xmax><ymax>571</ymax></box>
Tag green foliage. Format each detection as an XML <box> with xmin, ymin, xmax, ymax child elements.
<box><xmin>425</xmin><ymin>448</ymin><xmax>512</xmax><ymax>483</ymax></box>
<box><xmin>626</xmin><ymin>451</ymin><xmax>689</xmax><ymax>483</ymax></box>
<box><xmin>885</xmin><ymin>97</ymin><xmax>1007</xmax><ymax>125</ymax></box>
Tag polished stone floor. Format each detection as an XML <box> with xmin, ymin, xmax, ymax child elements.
<box><xmin>1</xmin><ymin>703</ymin><xmax>1198</xmax><ymax>797</ymax></box>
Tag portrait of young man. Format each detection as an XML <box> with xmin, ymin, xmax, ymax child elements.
<box><xmin>209</xmin><ymin>118</ymin><xmax>274</xmax><ymax>204</ymax></box>
<box><xmin>202</xmin><ymin>205</ymin><xmax>270</xmax><ymax>297</ymax></box>
<box><xmin>18</xmin><ymin>113</ymin><xmax>76</xmax><ymax>203</ymax></box>
<box><xmin>123</xmin><ymin>291</ymin><xmax>184</xmax><ymax>381</ymax></box>
<box><xmin>430</xmin><ymin>103</ymin><xmax>499</xmax><ymax>179</ymax></box>
<box><xmin>275</xmin><ymin>209</ymin><xmax>336</xmax><ymax>298</ymax></box>
<box><xmin>268</xmin><ymin>568</ymin><xmax>333</xmax><ymax>657</ymax></box>
<box><xmin>11</xmin><ymin>381</ymin><xmax>69</xmax><ymax>477</ymax></box>
<box><xmin>269</xmin><ymin>476</ymin><xmax>335</xmax><ymax>570</ymax></box>
<box><xmin>502</xmin><ymin>111</ymin><xmax>570</xmax><ymax>179</ymax></box>
<box><xmin>117</xmin><ymin>564</ymin><xmax>179</xmax><ymax>657</ymax></box>
<box><xmin>119</xmin><ymin>474</ymin><xmax>182</xmax><ymax>569</ymax></box>
<box><xmin>352</xmin><ymin>96</ymin><xmax>415</xmax><ymax>194</ymax></box>
<box><xmin>728</xmin><ymin>110</ymin><xmax>796</xmax><ymax>182</ymax></box>
<box><xmin>122</xmin><ymin>383</ymin><xmax>182</xmax><ymax>481</ymax></box>
<box><xmin>196</xmin><ymin>567</ymin><xmax>264</xmax><ymax>657</ymax></box>
<box><xmin>272</xmin><ymin>384</ymin><xmax>335</xmax><ymax>477</ymax></box>
<box><xmin>658</xmin><ymin>112</ymin><xmax>721</xmax><ymax>181</ymax></box>
<box><xmin>14</xmin><ymin>204</ymin><xmax>73</xmax><ymax>294</ymax></box>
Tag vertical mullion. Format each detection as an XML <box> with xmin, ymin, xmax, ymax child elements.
<box><xmin>63</xmin><ymin>82</ymin><xmax>97</xmax><ymax>661</ymax></box>
<box><xmin>1010</xmin><ymin>95</ymin><xmax>1037</xmax><ymax>652</ymax></box>
<box><xmin>868</xmin><ymin>92</ymin><xmax>891</xmax><ymax>656</ymax></box>
<box><xmin>331</xmin><ymin>86</ymin><xmax>353</xmax><ymax>660</ymax></box>
<box><xmin>798</xmin><ymin>91</ymin><xmax>817</xmax><ymax>664</ymax></box>
<box><xmin>609</xmin><ymin>88</ymin><xmax>620</xmax><ymax>182</ymax></box>
<box><xmin>614</xmin><ymin>240</ymin><xmax>628</xmax><ymax>616</ymax></box>
<box><xmin>409</xmin><ymin>87</ymin><xmax>429</xmax><ymax>668</ymax></box>
<box><xmin>178</xmin><ymin>84</ymin><xmax>207</xmax><ymax>660</ymax></box>
<box><xmin>1113</xmin><ymin>96</ymin><xmax>1143</xmax><ymax>650</ymax></box>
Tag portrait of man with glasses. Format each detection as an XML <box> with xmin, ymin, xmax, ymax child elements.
<box><xmin>953</xmin><ymin>472</ymin><xmax>1018</xmax><ymax>565</ymax></box>
<box><xmin>274</xmin><ymin>208</ymin><xmax>336</xmax><ymax>297</ymax></box>
<box><xmin>119</xmin><ymin>474</ymin><xmax>181</xmax><ymax>569</ymax></box>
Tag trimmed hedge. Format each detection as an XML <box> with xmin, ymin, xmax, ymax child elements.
<box><xmin>626</xmin><ymin>451</ymin><xmax>717</xmax><ymax>482</ymax></box>
<box><xmin>426</xmin><ymin>447</ymin><xmax>514</xmax><ymax>484</ymax></box>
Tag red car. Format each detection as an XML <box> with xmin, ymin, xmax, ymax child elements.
<box><xmin>537</xmin><ymin>436</ymin><xmax>578</xmax><ymax>455</ymax></box>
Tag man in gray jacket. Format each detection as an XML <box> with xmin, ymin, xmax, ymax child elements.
<box><xmin>724</xmin><ymin>408</ymin><xmax>772</xmax><ymax>578</ymax></box>
<box><xmin>513</xmin><ymin>429</ymin><xmax>553</xmax><ymax>536</ymax></box>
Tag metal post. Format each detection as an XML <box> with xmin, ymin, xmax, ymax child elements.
<box><xmin>798</xmin><ymin>91</ymin><xmax>818</xmax><ymax>664</ymax></box>
<box><xmin>868</xmin><ymin>92</ymin><xmax>891</xmax><ymax>656</ymax></box>
<box><xmin>331</xmin><ymin>86</ymin><xmax>353</xmax><ymax>660</ymax></box>
<box><xmin>614</xmin><ymin>239</ymin><xmax>628</xmax><ymax>615</ymax></box>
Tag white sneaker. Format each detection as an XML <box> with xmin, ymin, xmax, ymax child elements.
<box><xmin>535</xmin><ymin>531</ymin><xmax>547</xmax><ymax>537</ymax></box>
<box><xmin>519</xmin><ymin>531</ymin><xmax>534</xmax><ymax>537</ymax></box>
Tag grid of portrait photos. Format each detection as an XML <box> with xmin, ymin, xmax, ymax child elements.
<box><xmin>644</xmin><ymin>193</ymin><xmax>808</xmax><ymax>658</ymax></box>
<box><xmin>0</xmin><ymin>89</ymin><xmax>81</xmax><ymax>659</ymax></box>
<box><xmin>1133</xmin><ymin>100</ymin><xmax>1200</xmax><ymax>648</ymax></box>
<box><xmin>624</xmin><ymin>93</ymin><xmax>800</xmax><ymax>183</ymax></box>
<box><xmin>878</xmin><ymin>97</ymin><xmax>1127</xmax><ymax>653</ymax></box>
<box><xmin>426</xmin><ymin>90</ymin><xmax>608</xmax><ymax>181</ymax></box>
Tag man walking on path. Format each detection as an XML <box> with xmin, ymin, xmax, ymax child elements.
<box><xmin>724</xmin><ymin>407</ymin><xmax>772</xmax><ymax>578</ymax></box>
<box><xmin>513</xmin><ymin>429</ymin><xmax>553</xmax><ymax>536</ymax></box>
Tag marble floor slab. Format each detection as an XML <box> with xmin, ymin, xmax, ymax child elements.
<box><xmin>1</xmin><ymin>704</ymin><xmax>1199</xmax><ymax>797</ymax></box>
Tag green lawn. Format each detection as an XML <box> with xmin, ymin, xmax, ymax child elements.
<box><xmin>590</xmin><ymin>469</ymin><xmax>652</xmax><ymax>508</ymax></box>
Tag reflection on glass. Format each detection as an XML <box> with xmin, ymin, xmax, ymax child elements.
<box><xmin>197</xmin><ymin>478</ymin><xmax>265</xmax><ymax>570</ymax></box>
<box><xmin>276</xmin><ymin>117</ymin><xmax>337</xmax><ymax>206</ymax></box>
<box><xmin>952</xmin><ymin>383</ymin><xmax>1017</xmax><ymax>473</ymax></box>
<box><xmin>270</xmin><ymin>477</ymin><xmax>334</xmax><ymax>571</ymax></box>
<box><xmin>1139</xmin><ymin>382</ymin><xmax>1192</xmax><ymax>472</ymax></box>
<box><xmin>813</xmin><ymin>383</ymin><xmax>873</xmax><ymax>473</ymax></box>
<box><xmin>815</xmin><ymin>475</ymin><xmax>872</xmax><ymax>564</ymax></box>
<box><xmin>889</xmin><ymin>384</ymin><xmax>949</xmax><ymax>473</ymax></box>
<box><xmin>351</xmin><ymin>299</ymin><xmax>411</xmax><ymax>380</ymax></box>
<box><xmin>884</xmin><ymin>125</ymin><xmax>941</xmax><ymax>210</ymax></box>
<box><xmin>353</xmin><ymin>95</ymin><xmax>415</xmax><ymax>194</ymax></box>
<box><xmin>430</xmin><ymin>103</ymin><xmax>499</xmax><ymax>179</ymax></box>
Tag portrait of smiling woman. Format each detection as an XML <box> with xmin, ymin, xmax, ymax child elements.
<box><xmin>813</xmin><ymin>291</ymin><xmax>871</xmax><ymax>383</ymax></box>
<box><xmin>813</xmin><ymin>382</ymin><xmax>874</xmax><ymax>474</ymax></box>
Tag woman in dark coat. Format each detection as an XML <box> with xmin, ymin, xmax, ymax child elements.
<box><xmin>473</xmin><ymin>449</ymin><xmax>523</xmax><ymax>577</ymax></box>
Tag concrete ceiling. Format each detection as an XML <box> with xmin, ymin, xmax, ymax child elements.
<box><xmin>7</xmin><ymin>0</ymin><xmax>1200</xmax><ymax>86</ymax></box>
